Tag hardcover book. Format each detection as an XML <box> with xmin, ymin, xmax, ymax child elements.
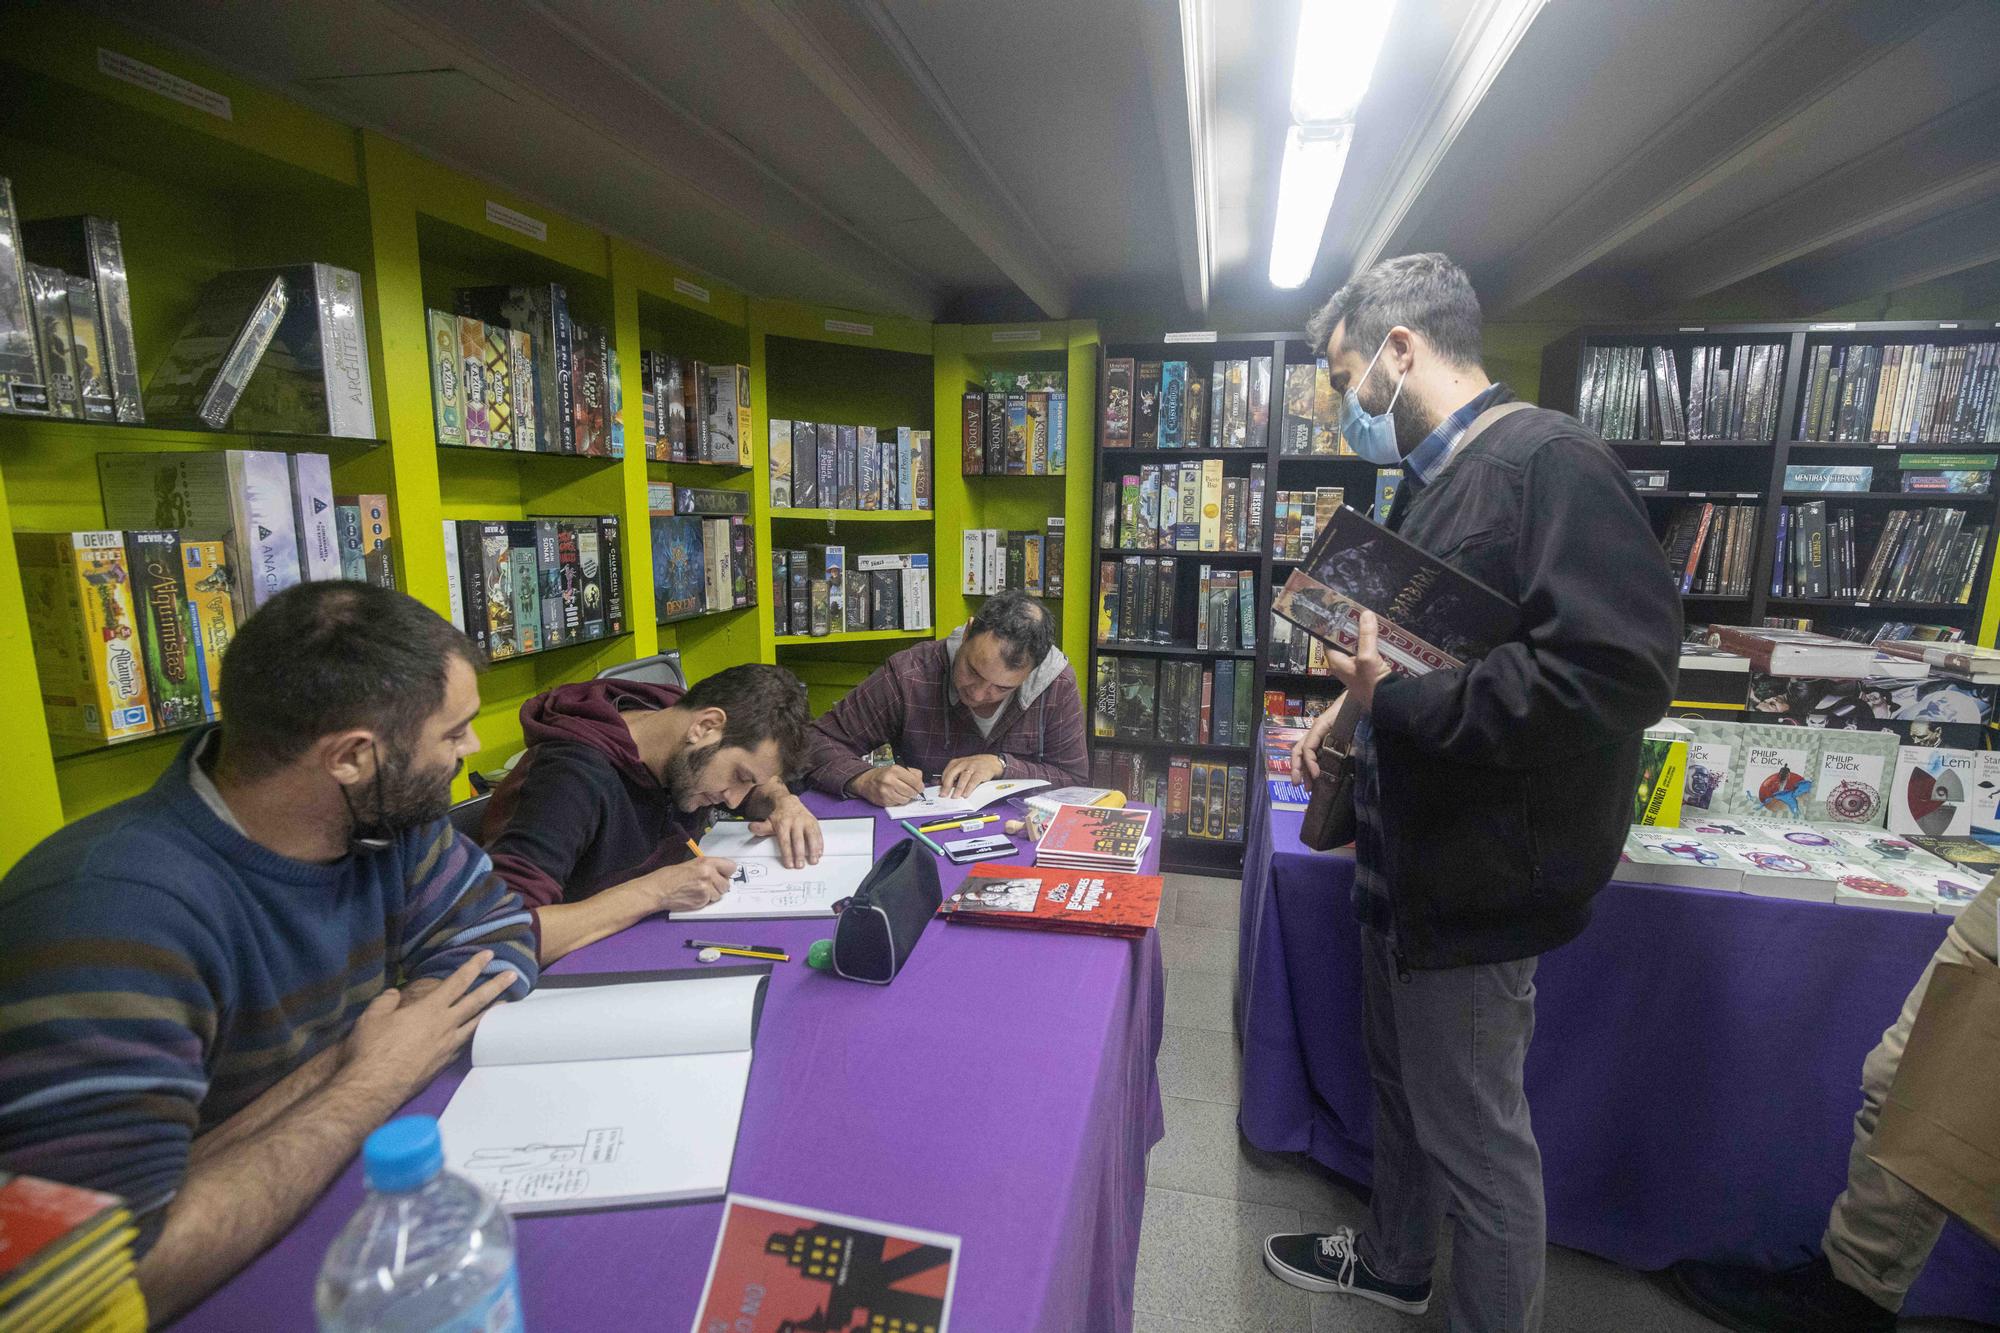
<box><xmin>1034</xmin><ymin>804</ymin><xmax>1154</xmax><ymax>873</ymax></box>
<box><xmin>1105</xmin><ymin>358</ymin><xmax>1135</xmax><ymax>447</ymax></box>
<box><xmin>940</xmin><ymin>864</ymin><xmax>1164</xmax><ymax>937</ymax></box>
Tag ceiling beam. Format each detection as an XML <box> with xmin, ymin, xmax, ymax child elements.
<box><xmin>1650</xmin><ymin>89</ymin><xmax>2000</xmax><ymax>307</ymax></box>
<box><xmin>1136</xmin><ymin>0</ymin><xmax>1213</xmax><ymax>315</ymax></box>
<box><xmin>365</xmin><ymin>0</ymin><xmax>940</xmax><ymax>317</ymax></box>
<box><xmin>1746</xmin><ymin>193</ymin><xmax>2000</xmax><ymax>315</ymax></box>
<box><xmin>1488</xmin><ymin>0</ymin><xmax>1955</xmax><ymax>313</ymax></box>
<box><xmin>1342</xmin><ymin>0</ymin><xmax>1549</xmax><ymax>281</ymax></box>
<box><xmin>737</xmin><ymin>0</ymin><xmax>1073</xmax><ymax>318</ymax></box>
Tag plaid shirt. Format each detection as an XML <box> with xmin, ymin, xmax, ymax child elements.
<box><xmin>802</xmin><ymin>639</ymin><xmax>1090</xmax><ymax>797</ymax></box>
<box><xmin>1352</xmin><ymin>384</ymin><xmax>1509</xmax><ymax>935</ymax></box>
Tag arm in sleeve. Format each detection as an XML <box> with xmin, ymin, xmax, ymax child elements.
<box><xmin>800</xmin><ymin>665</ymin><xmax>907</xmax><ymax>796</ymax></box>
<box><xmin>998</xmin><ymin>668</ymin><xmax>1091</xmax><ymax>786</ymax></box>
<box><xmin>395</xmin><ymin>823</ymin><xmax>540</xmax><ymax>998</ymax></box>
<box><xmin>1371</xmin><ymin>441</ymin><xmax>1681</xmax><ymax>769</ymax></box>
<box><xmin>482</xmin><ymin>747</ymin><xmax>608</xmax><ymax>910</ymax></box>
<box><xmin>0</xmin><ymin>883</ymin><xmax>220</xmax><ymax>1251</ymax></box>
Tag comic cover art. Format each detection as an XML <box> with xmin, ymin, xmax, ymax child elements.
<box><xmin>694</xmin><ymin>1196</ymin><xmax>957</xmax><ymax>1333</ymax></box>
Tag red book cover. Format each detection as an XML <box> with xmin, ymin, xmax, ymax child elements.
<box><xmin>0</xmin><ymin>1173</ymin><xmax>125</xmax><ymax>1287</ymax></box>
<box><xmin>693</xmin><ymin>1195</ymin><xmax>958</xmax><ymax>1333</ymax></box>
<box><xmin>1034</xmin><ymin>804</ymin><xmax>1153</xmax><ymax>871</ymax></box>
<box><xmin>1199</xmin><ymin>668</ymin><xmax>1213</xmax><ymax>744</ymax></box>
<box><xmin>939</xmin><ymin>864</ymin><xmax>1164</xmax><ymax>937</ymax></box>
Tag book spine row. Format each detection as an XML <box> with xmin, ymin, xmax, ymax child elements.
<box><xmin>1101</xmin><ymin>356</ymin><xmax>1274</xmax><ymax>451</ymax></box>
<box><xmin>440</xmin><ymin>515</ymin><xmax>625</xmax><ymax>658</ymax></box>
<box><xmin>1798</xmin><ymin>340</ymin><xmax>2000</xmax><ymax>445</ymax></box>
<box><xmin>770</xmin><ymin>547</ymin><xmax>930</xmax><ymax>638</ymax></box>
<box><xmin>1659</xmin><ymin>501</ymin><xmax>1760</xmax><ymax>596</ymax></box>
<box><xmin>766</xmin><ymin>419</ymin><xmax>929</xmax><ymax>510</ymax></box>
<box><xmin>1087</xmin><ymin>747</ymin><xmax>1247</xmax><ymax>843</ymax></box>
<box><xmin>1109</xmin><ymin>460</ymin><xmax>1264</xmax><ymax>552</ymax></box>
<box><xmin>1090</xmin><ymin>653</ymin><xmax>1255</xmax><ymax>749</ymax></box>
<box><xmin>1577</xmin><ymin>341</ymin><xmax>1784</xmax><ymax>443</ymax></box>
<box><xmin>961</xmin><ymin>391</ymin><xmax>1067</xmax><ymax>474</ymax></box>
<box><xmin>962</xmin><ymin>520</ymin><xmax>1063</xmax><ymax>597</ymax></box>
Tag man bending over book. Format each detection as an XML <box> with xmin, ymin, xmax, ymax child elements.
<box><xmin>481</xmin><ymin>663</ymin><xmax>816</xmax><ymax>963</ymax></box>
<box><xmin>0</xmin><ymin>583</ymin><xmax>540</xmax><ymax>1322</ymax></box>
<box><xmin>800</xmin><ymin>589</ymin><xmax>1088</xmax><ymax>807</ymax></box>
<box><xmin>1258</xmin><ymin>253</ymin><xmax>1679</xmax><ymax>1331</ymax></box>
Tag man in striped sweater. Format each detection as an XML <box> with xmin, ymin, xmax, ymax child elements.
<box><xmin>0</xmin><ymin>581</ymin><xmax>539</xmax><ymax>1322</ymax></box>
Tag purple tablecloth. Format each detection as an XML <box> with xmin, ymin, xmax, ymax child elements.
<box><xmin>183</xmin><ymin>796</ymin><xmax>1165</xmax><ymax>1332</ymax></box>
<box><xmin>1239</xmin><ymin>781</ymin><xmax>2000</xmax><ymax>1325</ymax></box>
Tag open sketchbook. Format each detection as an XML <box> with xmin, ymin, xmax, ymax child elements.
<box><xmin>679</xmin><ymin>817</ymin><xmax>876</xmax><ymax>920</ymax></box>
<box><xmin>438</xmin><ymin>967</ymin><xmax>769</xmax><ymax>1213</ymax></box>
<box><xmin>884</xmin><ymin>777</ymin><xmax>1047</xmax><ymax>822</ymax></box>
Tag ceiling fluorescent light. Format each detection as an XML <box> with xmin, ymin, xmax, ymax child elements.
<box><xmin>1269</xmin><ymin>123</ymin><xmax>1352</xmax><ymax>289</ymax></box>
<box><xmin>1291</xmin><ymin>0</ymin><xmax>1398</xmax><ymax>126</ymax></box>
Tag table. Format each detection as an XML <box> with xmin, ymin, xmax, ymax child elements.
<box><xmin>1239</xmin><ymin>781</ymin><xmax>2000</xmax><ymax>1325</ymax></box>
<box><xmin>184</xmin><ymin>796</ymin><xmax>1165</xmax><ymax>1332</ymax></box>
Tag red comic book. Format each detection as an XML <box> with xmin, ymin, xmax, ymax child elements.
<box><xmin>1034</xmin><ymin>804</ymin><xmax>1153</xmax><ymax>872</ymax></box>
<box><xmin>939</xmin><ymin>864</ymin><xmax>1165</xmax><ymax>938</ymax></box>
<box><xmin>692</xmin><ymin>1195</ymin><xmax>958</xmax><ymax>1333</ymax></box>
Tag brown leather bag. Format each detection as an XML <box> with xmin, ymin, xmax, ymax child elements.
<box><xmin>1299</xmin><ymin>700</ymin><xmax>1361</xmax><ymax>851</ymax></box>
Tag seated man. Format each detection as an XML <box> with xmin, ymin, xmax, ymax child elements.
<box><xmin>802</xmin><ymin>589</ymin><xmax>1088</xmax><ymax>807</ymax></box>
<box><xmin>481</xmin><ymin>663</ymin><xmax>817</xmax><ymax>964</ymax></box>
<box><xmin>0</xmin><ymin>582</ymin><xmax>538</xmax><ymax>1323</ymax></box>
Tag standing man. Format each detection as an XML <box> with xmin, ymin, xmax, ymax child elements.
<box><xmin>1259</xmin><ymin>254</ymin><xmax>1679</xmax><ymax>1330</ymax></box>
<box><xmin>802</xmin><ymin>589</ymin><xmax>1088</xmax><ymax>806</ymax></box>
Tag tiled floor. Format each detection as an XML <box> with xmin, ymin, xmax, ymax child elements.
<box><xmin>1135</xmin><ymin>872</ymin><xmax>1986</xmax><ymax>1333</ymax></box>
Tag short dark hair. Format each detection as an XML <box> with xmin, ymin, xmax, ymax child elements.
<box><xmin>220</xmin><ymin>581</ymin><xmax>479</xmax><ymax>776</ymax></box>
<box><xmin>1307</xmin><ymin>252</ymin><xmax>1484</xmax><ymax>368</ymax></box>
<box><xmin>968</xmin><ymin>589</ymin><xmax>1053</xmax><ymax>671</ymax></box>
<box><xmin>679</xmin><ymin>664</ymin><xmax>811</xmax><ymax>776</ymax></box>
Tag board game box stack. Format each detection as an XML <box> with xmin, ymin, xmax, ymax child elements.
<box><xmin>0</xmin><ymin>177</ymin><xmax>145</xmax><ymax>423</ymax></box>
<box><xmin>962</xmin><ymin>519</ymin><xmax>1063</xmax><ymax>597</ymax></box>
<box><xmin>771</xmin><ymin>548</ymin><xmax>929</xmax><ymax>638</ymax></box>
<box><xmin>647</xmin><ymin>482</ymin><xmax>757</xmax><ymax>626</ymax></box>
<box><xmin>1089</xmin><ymin>747</ymin><xmax>1250</xmax><ymax>843</ymax></box>
<box><xmin>435</xmin><ymin>284</ymin><xmax>627</xmax><ymax>457</ymax></box>
<box><xmin>960</xmin><ymin>368</ymin><xmax>1067</xmax><ymax>474</ymax></box>
<box><xmin>767</xmin><ymin>419</ymin><xmax>930</xmax><ymax>511</ymax></box>
<box><xmin>637</xmin><ymin>351</ymin><xmax>752</xmax><ymax>465</ymax></box>
<box><xmin>1102</xmin><ymin>354</ymin><xmax>1274</xmax><ymax>451</ymax></box>
<box><xmin>441</xmin><ymin>514</ymin><xmax>626</xmax><ymax>659</ymax></box>
<box><xmin>1100</xmin><ymin>459</ymin><xmax>1266</xmax><ymax>553</ymax></box>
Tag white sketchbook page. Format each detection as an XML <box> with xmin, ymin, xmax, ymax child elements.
<box><xmin>885</xmin><ymin>777</ymin><xmax>1048</xmax><ymax>821</ymax></box>
<box><xmin>680</xmin><ymin>817</ymin><xmax>875</xmax><ymax>920</ymax></box>
<box><xmin>440</xmin><ymin>1049</ymin><xmax>752</xmax><ymax>1212</ymax></box>
<box><xmin>470</xmin><ymin>973</ymin><xmax>764</xmax><ymax>1067</ymax></box>
<box><xmin>699</xmin><ymin>816</ymin><xmax>875</xmax><ymax>859</ymax></box>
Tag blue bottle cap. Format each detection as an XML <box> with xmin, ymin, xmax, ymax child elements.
<box><xmin>363</xmin><ymin>1115</ymin><xmax>445</xmax><ymax>1193</ymax></box>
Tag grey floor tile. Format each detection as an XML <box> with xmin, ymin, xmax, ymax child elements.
<box><xmin>1157</xmin><ymin>1024</ymin><xmax>1243</xmax><ymax>1105</ymax></box>
<box><xmin>1542</xmin><ymin>1246</ymin><xmax>1717</xmax><ymax>1333</ymax></box>
<box><xmin>1132</xmin><ymin>1313</ymin><xmax>1216</xmax><ymax>1333</ymax></box>
<box><xmin>1162</xmin><ymin>964</ymin><xmax>1235</xmax><ymax>1033</ymax></box>
<box><xmin>1134</xmin><ymin>1187</ymin><xmax>1310</xmax><ymax>1332</ymax></box>
<box><xmin>1149</xmin><ymin>1095</ymin><xmax>1348</xmax><ymax>1211</ymax></box>
<box><xmin>1174</xmin><ymin>875</ymin><xmax>1247</xmax><ymax>929</ymax></box>
<box><xmin>1160</xmin><ymin>922</ymin><xmax>1240</xmax><ymax>975</ymax></box>
<box><xmin>1157</xmin><ymin>875</ymin><xmax>1179</xmax><ymax>929</ymax></box>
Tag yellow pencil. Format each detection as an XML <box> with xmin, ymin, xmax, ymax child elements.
<box><xmin>917</xmin><ymin>814</ymin><xmax>999</xmax><ymax>834</ymax></box>
<box><xmin>707</xmin><ymin>946</ymin><xmax>790</xmax><ymax>962</ymax></box>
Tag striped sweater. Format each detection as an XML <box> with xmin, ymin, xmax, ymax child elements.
<box><xmin>0</xmin><ymin>729</ymin><xmax>539</xmax><ymax>1249</ymax></box>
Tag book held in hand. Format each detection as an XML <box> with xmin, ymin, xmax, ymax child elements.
<box><xmin>693</xmin><ymin>1195</ymin><xmax>959</xmax><ymax>1333</ymax></box>
<box><xmin>438</xmin><ymin>967</ymin><xmax>770</xmax><ymax>1213</ymax></box>
<box><xmin>939</xmin><ymin>864</ymin><xmax>1165</xmax><ymax>937</ymax></box>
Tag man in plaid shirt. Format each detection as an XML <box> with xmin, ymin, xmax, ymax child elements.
<box><xmin>802</xmin><ymin>589</ymin><xmax>1089</xmax><ymax>805</ymax></box>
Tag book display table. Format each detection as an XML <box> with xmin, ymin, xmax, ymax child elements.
<box><xmin>1238</xmin><ymin>781</ymin><xmax>2000</xmax><ymax>1323</ymax></box>
<box><xmin>186</xmin><ymin>795</ymin><xmax>1164</xmax><ymax>1331</ymax></box>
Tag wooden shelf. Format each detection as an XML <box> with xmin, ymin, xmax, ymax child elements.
<box><xmin>769</xmin><ymin>508</ymin><xmax>934</xmax><ymax>523</ymax></box>
<box><xmin>1788</xmin><ymin>440</ymin><xmax>2000</xmax><ymax>450</ymax></box>
<box><xmin>1100</xmin><ymin>446</ymin><xmax>1271</xmax><ymax>460</ymax></box>
<box><xmin>657</xmin><ymin>605</ymin><xmax>750</xmax><ymax>628</ymax></box>
<box><xmin>646</xmin><ymin>457</ymin><xmax>750</xmax><ymax>471</ymax></box>
<box><xmin>437</xmin><ymin>443</ymin><xmax>616</xmax><ymax>464</ymax></box>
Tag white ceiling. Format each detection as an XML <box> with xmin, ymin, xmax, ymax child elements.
<box><xmin>86</xmin><ymin>0</ymin><xmax>2000</xmax><ymax>330</ymax></box>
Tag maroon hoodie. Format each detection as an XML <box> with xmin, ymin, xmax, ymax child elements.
<box><xmin>481</xmin><ymin>680</ymin><xmax>711</xmax><ymax>910</ymax></box>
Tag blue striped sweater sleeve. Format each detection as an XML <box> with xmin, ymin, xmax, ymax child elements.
<box><xmin>396</xmin><ymin>822</ymin><xmax>541</xmax><ymax>998</ymax></box>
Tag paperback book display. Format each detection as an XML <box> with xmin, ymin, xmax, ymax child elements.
<box><xmin>1898</xmin><ymin>452</ymin><xmax>1994</xmax><ymax>495</ymax></box>
<box><xmin>1796</xmin><ymin>339</ymin><xmax>2000</xmax><ymax>444</ymax></box>
<box><xmin>961</xmin><ymin>377</ymin><xmax>1067</xmax><ymax>474</ymax></box>
<box><xmin>1094</xmin><ymin>560</ymin><xmax>1254</xmax><ymax>650</ymax></box>
<box><xmin>638</xmin><ymin>352</ymin><xmax>751</xmax><ymax>465</ymax></box>
<box><xmin>939</xmin><ymin>864</ymin><xmax>1163</xmax><ymax>936</ymax></box>
<box><xmin>1033</xmin><ymin>804</ymin><xmax>1154</xmax><ymax>873</ymax></box>
<box><xmin>1575</xmin><ymin>341</ymin><xmax>1786</xmax><ymax>441</ymax></box>
<box><xmin>441</xmin><ymin>515</ymin><xmax>626</xmax><ymax>658</ymax></box>
<box><xmin>962</xmin><ymin>520</ymin><xmax>1063</xmax><ymax>597</ymax></box>
<box><xmin>1102</xmin><ymin>460</ymin><xmax>1265</xmax><ymax>552</ymax></box>
<box><xmin>0</xmin><ymin>179</ymin><xmax>145</xmax><ymax>422</ymax></box>
<box><xmin>767</xmin><ymin>419</ymin><xmax>931</xmax><ymax>511</ymax></box>
<box><xmin>647</xmin><ymin>483</ymin><xmax>757</xmax><ymax>626</ymax></box>
<box><xmin>1771</xmin><ymin>501</ymin><xmax>1986</xmax><ymax>605</ymax></box>
<box><xmin>770</xmin><ymin>544</ymin><xmax>930</xmax><ymax>638</ymax></box>
<box><xmin>1092</xmin><ymin>654</ymin><xmax>1259</xmax><ymax>749</ymax></box>
<box><xmin>1661</xmin><ymin>502</ymin><xmax>1761</xmax><ymax>596</ymax></box>
<box><xmin>1102</xmin><ymin>354</ymin><xmax>1272</xmax><ymax>450</ymax></box>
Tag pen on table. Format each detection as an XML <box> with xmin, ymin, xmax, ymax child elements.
<box><xmin>900</xmin><ymin>820</ymin><xmax>948</xmax><ymax>856</ymax></box>
<box><xmin>917</xmin><ymin>814</ymin><xmax>999</xmax><ymax>834</ymax></box>
<box><xmin>686</xmin><ymin>937</ymin><xmax>787</xmax><ymax>954</ymax></box>
<box><xmin>684</xmin><ymin>942</ymin><xmax>791</xmax><ymax>962</ymax></box>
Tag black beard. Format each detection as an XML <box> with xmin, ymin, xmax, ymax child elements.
<box><xmin>1359</xmin><ymin>379</ymin><xmax>1438</xmax><ymax>458</ymax></box>
<box><xmin>363</xmin><ymin>743</ymin><xmax>458</xmax><ymax>837</ymax></box>
<box><xmin>664</xmin><ymin>739</ymin><xmax>720</xmax><ymax>809</ymax></box>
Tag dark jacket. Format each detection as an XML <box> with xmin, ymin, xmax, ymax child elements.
<box><xmin>1368</xmin><ymin>398</ymin><xmax>1680</xmax><ymax>967</ymax></box>
<box><xmin>481</xmin><ymin>680</ymin><xmax>710</xmax><ymax>909</ymax></box>
<box><xmin>801</xmin><ymin>627</ymin><xmax>1090</xmax><ymax>797</ymax></box>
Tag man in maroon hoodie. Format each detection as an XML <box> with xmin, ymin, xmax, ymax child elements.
<box><xmin>481</xmin><ymin>663</ymin><xmax>816</xmax><ymax>964</ymax></box>
<box><xmin>802</xmin><ymin>590</ymin><xmax>1089</xmax><ymax>806</ymax></box>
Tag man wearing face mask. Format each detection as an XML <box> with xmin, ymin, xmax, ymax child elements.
<box><xmin>1259</xmin><ymin>254</ymin><xmax>1679</xmax><ymax>1331</ymax></box>
<box><xmin>801</xmin><ymin>588</ymin><xmax>1088</xmax><ymax>807</ymax></box>
<box><xmin>0</xmin><ymin>582</ymin><xmax>540</xmax><ymax>1323</ymax></box>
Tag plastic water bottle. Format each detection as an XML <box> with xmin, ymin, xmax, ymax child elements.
<box><xmin>316</xmin><ymin>1116</ymin><xmax>524</xmax><ymax>1332</ymax></box>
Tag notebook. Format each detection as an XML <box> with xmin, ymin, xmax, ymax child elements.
<box><xmin>884</xmin><ymin>777</ymin><xmax>1048</xmax><ymax>822</ymax></box>
<box><xmin>438</xmin><ymin>967</ymin><xmax>769</xmax><ymax>1213</ymax></box>
<box><xmin>681</xmin><ymin>817</ymin><xmax>876</xmax><ymax>920</ymax></box>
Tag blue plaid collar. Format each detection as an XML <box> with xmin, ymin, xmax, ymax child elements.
<box><xmin>1402</xmin><ymin>382</ymin><xmax>1509</xmax><ymax>489</ymax></box>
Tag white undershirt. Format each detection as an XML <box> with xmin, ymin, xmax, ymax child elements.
<box><xmin>188</xmin><ymin>730</ymin><xmax>247</xmax><ymax>835</ymax></box>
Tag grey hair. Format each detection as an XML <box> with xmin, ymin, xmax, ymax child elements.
<box><xmin>1306</xmin><ymin>252</ymin><xmax>1484</xmax><ymax>368</ymax></box>
<box><xmin>968</xmin><ymin>588</ymin><xmax>1053</xmax><ymax>670</ymax></box>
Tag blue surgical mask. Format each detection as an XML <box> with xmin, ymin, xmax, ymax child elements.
<box><xmin>1339</xmin><ymin>335</ymin><xmax>1406</xmax><ymax>465</ymax></box>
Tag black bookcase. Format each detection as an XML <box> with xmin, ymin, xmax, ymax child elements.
<box><xmin>1540</xmin><ymin>318</ymin><xmax>2000</xmax><ymax>638</ymax></box>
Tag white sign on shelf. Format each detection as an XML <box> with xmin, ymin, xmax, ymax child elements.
<box><xmin>1163</xmin><ymin>330</ymin><xmax>1217</xmax><ymax>344</ymax></box>
<box><xmin>825</xmin><ymin>318</ymin><xmax>874</xmax><ymax>337</ymax></box>
<box><xmin>991</xmin><ymin>329</ymin><xmax>1042</xmax><ymax>343</ymax></box>
<box><xmin>485</xmin><ymin>200</ymin><xmax>548</xmax><ymax>243</ymax></box>
<box><xmin>98</xmin><ymin>48</ymin><xmax>231</xmax><ymax>120</ymax></box>
<box><xmin>672</xmin><ymin>277</ymin><xmax>711</xmax><ymax>304</ymax></box>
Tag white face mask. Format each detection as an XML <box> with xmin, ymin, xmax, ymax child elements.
<box><xmin>1340</xmin><ymin>334</ymin><xmax>1406</xmax><ymax>465</ymax></box>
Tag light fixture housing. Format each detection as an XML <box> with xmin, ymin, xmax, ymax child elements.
<box><xmin>1269</xmin><ymin>122</ymin><xmax>1353</xmax><ymax>290</ymax></box>
<box><xmin>1291</xmin><ymin>0</ymin><xmax>1397</xmax><ymax>127</ymax></box>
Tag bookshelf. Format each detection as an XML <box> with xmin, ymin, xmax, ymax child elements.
<box><xmin>1541</xmin><ymin>319</ymin><xmax>2000</xmax><ymax>643</ymax></box>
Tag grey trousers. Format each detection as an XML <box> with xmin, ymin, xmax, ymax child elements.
<box><xmin>1823</xmin><ymin>879</ymin><xmax>2000</xmax><ymax>1312</ymax></box>
<box><xmin>1356</xmin><ymin>926</ymin><xmax>1546</xmax><ymax>1333</ymax></box>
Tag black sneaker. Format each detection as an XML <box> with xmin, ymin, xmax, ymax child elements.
<box><xmin>1263</xmin><ymin>1226</ymin><xmax>1432</xmax><ymax>1313</ymax></box>
<box><xmin>1668</xmin><ymin>1254</ymin><xmax>1895</xmax><ymax>1333</ymax></box>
